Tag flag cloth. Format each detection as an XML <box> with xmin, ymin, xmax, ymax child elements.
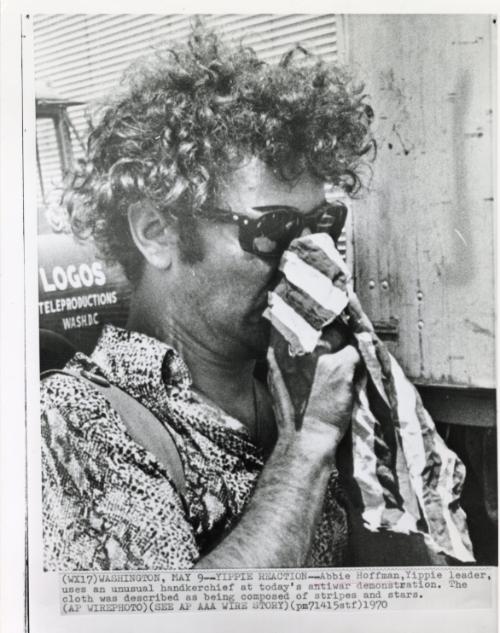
<box><xmin>264</xmin><ymin>233</ymin><xmax>474</xmax><ymax>563</ymax></box>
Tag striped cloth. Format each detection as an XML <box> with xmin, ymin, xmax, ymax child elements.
<box><xmin>264</xmin><ymin>233</ymin><xmax>474</xmax><ymax>563</ymax></box>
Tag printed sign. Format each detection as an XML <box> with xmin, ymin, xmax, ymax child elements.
<box><xmin>38</xmin><ymin>233</ymin><xmax>130</xmax><ymax>355</ymax></box>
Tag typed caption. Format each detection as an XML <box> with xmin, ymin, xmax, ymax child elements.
<box><xmin>59</xmin><ymin>567</ymin><xmax>494</xmax><ymax>615</ymax></box>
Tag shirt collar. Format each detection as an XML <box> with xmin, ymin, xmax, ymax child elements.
<box><xmin>88</xmin><ymin>324</ymin><xmax>192</xmax><ymax>412</ymax></box>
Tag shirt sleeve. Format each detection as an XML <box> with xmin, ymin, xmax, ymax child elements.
<box><xmin>41</xmin><ymin>381</ymin><xmax>199</xmax><ymax>570</ymax></box>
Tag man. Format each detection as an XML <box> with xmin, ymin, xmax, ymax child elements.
<box><xmin>40</xmin><ymin>25</ymin><xmax>462</xmax><ymax>570</ymax></box>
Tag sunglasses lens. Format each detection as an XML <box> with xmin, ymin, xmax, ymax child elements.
<box><xmin>252</xmin><ymin>235</ymin><xmax>280</xmax><ymax>254</ymax></box>
<box><xmin>310</xmin><ymin>201</ymin><xmax>348</xmax><ymax>242</ymax></box>
<box><xmin>251</xmin><ymin>211</ymin><xmax>300</xmax><ymax>256</ymax></box>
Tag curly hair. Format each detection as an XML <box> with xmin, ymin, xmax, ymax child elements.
<box><xmin>68</xmin><ymin>21</ymin><xmax>375</xmax><ymax>282</ymax></box>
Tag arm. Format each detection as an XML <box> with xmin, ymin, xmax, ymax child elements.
<box><xmin>196</xmin><ymin>345</ymin><xmax>359</xmax><ymax>568</ymax></box>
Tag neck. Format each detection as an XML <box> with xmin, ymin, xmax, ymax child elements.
<box><xmin>127</xmin><ymin>281</ymin><xmax>258</xmax><ymax>431</ymax></box>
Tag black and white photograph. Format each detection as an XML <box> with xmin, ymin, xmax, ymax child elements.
<box><xmin>0</xmin><ymin>7</ymin><xmax>497</xmax><ymax>633</ymax></box>
<box><xmin>33</xmin><ymin>12</ymin><xmax>496</xmax><ymax>570</ymax></box>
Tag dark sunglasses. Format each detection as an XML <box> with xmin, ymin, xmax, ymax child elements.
<box><xmin>200</xmin><ymin>200</ymin><xmax>347</xmax><ymax>258</ymax></box>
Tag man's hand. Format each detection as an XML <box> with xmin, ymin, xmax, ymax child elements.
<box><xmin>301</xmin><ymin>344</ymin><xmax>360</xmax><ymax>445</ymax></box>
<box><xmin>267</xmin><ymin>329</ymin><xmax>360</xmax><ymax>460</ymax></box>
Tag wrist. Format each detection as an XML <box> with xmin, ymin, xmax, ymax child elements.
<box><xmin>301</xmin><ymin>416</ymin><xmax>344</xmax><ymax>451</ymax></box>
<box><xmin>273</xmin><ymin>425</ymin><xmax>340</xmax><ymax>471</ymax></box>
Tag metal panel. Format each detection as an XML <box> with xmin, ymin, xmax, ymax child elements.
<box><xmin>418</xmin><ymin>385</ymin><xmax>496</xmax><ymax>428</ymax></box>
<box><xmin>36</xmin><ymin>118</ymin><xmax>61</xmax><ymax>208</ymax></box>
<box><xmin>347</xmin><ymin>15</ymin><xmax>495</xmax><ymax>389</ymax></box>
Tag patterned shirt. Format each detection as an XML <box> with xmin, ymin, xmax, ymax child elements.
<box><xmin>41</xmin><ymin>325</ymin><xmax>348</xmax><ymax>570</ymax></box>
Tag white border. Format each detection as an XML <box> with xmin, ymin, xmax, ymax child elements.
<box><xmin>1</xmin><ymin>4</ymin><xmax>498</xmax><ymax>633</ymax></box>
<box><xmin>1</xmin><ymin>10</ymin><xmax>27</xmax><ymax>633</ymax></box>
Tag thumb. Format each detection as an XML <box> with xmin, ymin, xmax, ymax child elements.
<box><xmin>303</xmin><ymin>344</ymin><xmax>360</xmax><ymax>428</ymax></box>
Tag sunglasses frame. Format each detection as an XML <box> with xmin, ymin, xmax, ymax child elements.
<box><xmin>200</xmin><ymin>200</ymin><xmax>348</xmax><ymax>258</ymax></box>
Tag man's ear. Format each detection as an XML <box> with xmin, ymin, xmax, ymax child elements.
<box><xmin>128</xmin><ymin>200</ymin><xmax>176</xmax><ymax>270</ymax></box>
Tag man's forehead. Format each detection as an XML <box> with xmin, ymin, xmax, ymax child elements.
<box><xmin>220</xmin><ymin>157</ymin><xmax>326</xmax><ymax>214</ymax></box>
